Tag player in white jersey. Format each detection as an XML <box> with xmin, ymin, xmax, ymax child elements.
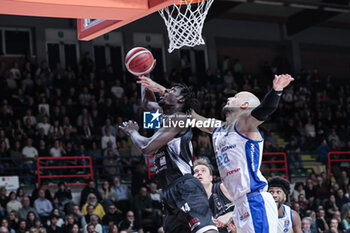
<box><xmin>268</xmin><ymin>176</ymin><xmax>302</xmax><ymax>233</ymax></box>
<box><xmin>137</xmin><ymin>74</ymin><xmax>294</xmax><ymax>233</ymax></box>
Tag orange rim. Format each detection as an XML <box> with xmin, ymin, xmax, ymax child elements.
<box><xmin>176</xmin><ymin>0</ymin><xmax>205</xmax><ymax>5</ymax></box>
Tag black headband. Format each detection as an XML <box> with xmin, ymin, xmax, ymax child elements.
<box><xmin>269</xmin><ymin>183</ymin><xmax>288</xmax><ymax>195</ymax></box>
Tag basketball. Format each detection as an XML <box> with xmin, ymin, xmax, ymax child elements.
<box><xmin>125</xmin><ymin>47</ymin><xmax>155</xmax><ymax>76</ymax></box>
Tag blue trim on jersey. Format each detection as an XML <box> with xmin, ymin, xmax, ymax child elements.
<box><xmin>290</xmin><ymin>208</ymin><xmax>293</xmax><ymax>226</ymax></box>
<box><xmin>225</xmin><ymin>124</ymin><xmax>233</xmax><ymax>136</ymax></box>
<box><xmin>245</xmin><ymin>141</ymin><xmax>267</xmax><ymax>192</ymax></box>
<box><xmin>256</xmin><ymin>127</ymin><xmax>265</xmax><ymax>140</ymax></box>
<box><xmin>234</xmin><ymin>122</ymin><xmax>263</xmax><ymax>142</ymax></box>
<box><xmin>213</xmin><ymin>122</ymin><xmax>225</xmax><ymax>134</ymax></box>
<box><xmin>279</xmin><ymin>205</ymin><xmax>286</xmax><ymax>219</ymax></box>
<box><xmin>248</xmin><ymin>192</ymin><xmax>269</xmax><ymax>233</ymax></box>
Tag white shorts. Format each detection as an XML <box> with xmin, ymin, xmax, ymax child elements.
<box><xmin>232</xmin><ymin>191</ymin><xmax>278</xmax><ymax>233</ymax></box>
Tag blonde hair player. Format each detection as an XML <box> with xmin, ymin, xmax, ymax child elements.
<box><xmin>193</xmin><ymin>158</ymin><xmax>236</xmax><ymax>233</ymax></box>
<box><xmin>137</xmin><ymin>74</ymin><xmax>294</xmax><ymax>233</ymax></box>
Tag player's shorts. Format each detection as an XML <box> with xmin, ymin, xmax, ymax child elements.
<box><xmin>162</xmin><ymin>174</ymin><xmax>218</xmax><ymax>233</ymax></box>
<box><xmin>232</xmin><ymin>191</ymin><xmax>277</xmax><ymax>233</ymax></box>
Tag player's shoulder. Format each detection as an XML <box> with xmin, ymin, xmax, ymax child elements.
<box><xmin>283</xmin><ymin>204</ymin><xmax>293</xmax><ymax>213</ymax></box>
<box><xmin>291</xmin><ymin>209</ymin><xmax>302</xmax><ymax>224</ymax></box>
<box><xmin>291</xmin><ymin>209</ymin><xmax>300</xmax><ymax>218</ymax></box>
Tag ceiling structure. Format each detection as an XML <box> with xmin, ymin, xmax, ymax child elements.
<box><xmin>0</xmin><ymin>0</ymin><xmax>179</xmax><ymax>40</ymax></box>
<box><xmin>0</xmin><ymin>0</ymin><xmax>349</xmax><ymax>40</ymax></box>
<box><xmin>208</xmin><ymin>0</ymin><xmax>350</xmax><ymax>35</ymax></box>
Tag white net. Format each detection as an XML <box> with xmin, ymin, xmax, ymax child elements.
<box><xmin>159</xmin><ymin>0</ymin><xmax>214</xmax><ymax>53</ymax></box>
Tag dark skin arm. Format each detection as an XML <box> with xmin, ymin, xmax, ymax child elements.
<box><xmin>292</xmin><ymin>210</ymin><xmax>302</xmax><ymax>233</ymax></box>
<box><xmin>137</xmin><ymin>75</ymin><xmax>166</xmax><ymax>111</ymax></box>
<box><xmin>119</xmin><ymin>117</ymin><xmax>186</xmax><ymax>156</ymax></box>
<box><xmin>191</xmin><ymin>110</ymin><xmax>221</xmax><ymax>134</ymax></box>
<box><xmin>140</xmin><ymin>85</ymin><xmax>160</xmax><ymax>111</ymax></box>
<box><xmin>137</xmin><ymin>76</ymin><xmax>222</xmax><ymax>134</ymax></box>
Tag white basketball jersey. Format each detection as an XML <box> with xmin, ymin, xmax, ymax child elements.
<box><xmin>278</xmin><ymin>205</ymin><xmax>293</xmax><ymax>233</ymax></box>
<box><xmin>212</xmin><ymin>122</ymin><xmax>267</xmax><ymax>201</ymax></box>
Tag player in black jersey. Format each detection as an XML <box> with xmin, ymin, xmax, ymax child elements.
<box><xmin>120</xmin><ymin>78</ymin><xmax>218</xmax><ymax>233</ymax></box>
<box><xmin>194</xmin><ymin>158</ymin><xmax>236</xmax><ymax>233</ymax></box>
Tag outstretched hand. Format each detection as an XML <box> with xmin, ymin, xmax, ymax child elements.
<box><xmin>214</xmin><ymin>212</ymin><xmax>235</xmax><ymax>229</ymax></box>
<box><xmin>227</xmin><ymin>220</ymin><xmax>237</xmax><ymax>233</ymax></box>
<box><xmin>213</xmin><ymin>218</ymin><xmax>226</xmax><ymax>228</ymax></box>
<box><xmin>119</xmin><ymin>120</ymin><xmax>139</xmax><ymax>136</ymax></box>
<box><xmin>137</xmin><ymin>76</ymin><xmax>166</xmax><ymax>93</ymax></box>
<box><xmin>273</xmin><ymin>74</ymin><xmax>294</xmax><ymax>91</ymax></box>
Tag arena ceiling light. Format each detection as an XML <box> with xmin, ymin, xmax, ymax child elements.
<box><xmin>254</xmin><ymin>0</ymin><xmax>284</xmax><ymax>6</ymax></box>
<box><xmin>289</xmin><ymin>3</ymin><xmax>319</xmax><ymax>10</ymax></box>
<box><xmin>323</xmin><ymin>7</ymin><xmax>350</xmax><ymax>13</ymax></box>
<box><xmin>223</xmin><ymin>0</ymin><xmax>248</xmax><ymax>3</ymax></box>
<box><xmin>232</xmin><ymin>0</ymin><xmax>248</xmax><ymax>2</ymax></box>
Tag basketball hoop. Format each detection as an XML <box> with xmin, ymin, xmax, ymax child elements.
<box><xmin>159</xmin><ymin>0</ymin><xmax>214</xmax><ymax>53</ymax></box>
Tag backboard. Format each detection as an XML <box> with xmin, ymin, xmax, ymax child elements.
<box><xmin>77</xmin><ymin>0</ymin><xmax>179</xmax><ymax>41</ymax></box>
<box><xmin>0</xmin><ymin>0</ymin><xmax>178</xmax><ymax>40</ymax></box>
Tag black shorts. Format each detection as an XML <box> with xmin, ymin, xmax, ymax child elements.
<box><xmin>162</xmin><ymin>174</ymin><xmax>217</xmax><ymax>233</ymax></box>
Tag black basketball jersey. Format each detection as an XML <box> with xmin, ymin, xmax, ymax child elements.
<box><xmin>209</xmin><ymin>183</ymin><xmax>234</xmax><ymax>218</ymax></box>
<box><xmin>154</xmin><ymin>128</ymin><xmax>193</xmax><ymax>190</ymax></box>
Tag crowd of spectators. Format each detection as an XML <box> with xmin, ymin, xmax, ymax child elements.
<box><xmin>0</xmin><ymin>167</ymin><xmax>349</xmax><ymax>233</ymax></box>
<box><xmin>1</xmin><ymin>54</ymin><xmax>350</xmax><ymax>174</ymax></box>
<box><xmin>0</xmin><ymin>53</ymin><xmax>148</xmax><ymax>179</ymax></box>
<box><xmin>0</xmin><ymin>177</ymin><xmax>164</xmax><ymax>233</ymax></box>
<box><xmin>288</xmin><ymin>170</ymin><xmax>350</xmax><ymax>233</ymax></box>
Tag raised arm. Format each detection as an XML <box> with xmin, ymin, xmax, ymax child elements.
<box><xmin>237</xmin><ymin>74</ymin><xmax>294</xmax><ymax>132</ymax></box>
<box><xmin>119</xmin><ymin>119</ymin><xmax>183</xmax><ymax>156</ymax></box>
<box><xmin>191</xmin><ymin>110</ymin><xmax>222</xmax><ymax>134</ymax></box>
<box><xmin>138</xmin><ymin>76</ymin><xmax>166</xmax><ymax>111</ymax></box>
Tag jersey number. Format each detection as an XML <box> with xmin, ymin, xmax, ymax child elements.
<box><xmin>181</xmin><ymin>203</ymin><xmax>191</xmax><ymax>212</ymax></box>
<box><xmin>216</xmin><ymin>153</ymin><xmax>230</xmax><ymax>167</ymax></box>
